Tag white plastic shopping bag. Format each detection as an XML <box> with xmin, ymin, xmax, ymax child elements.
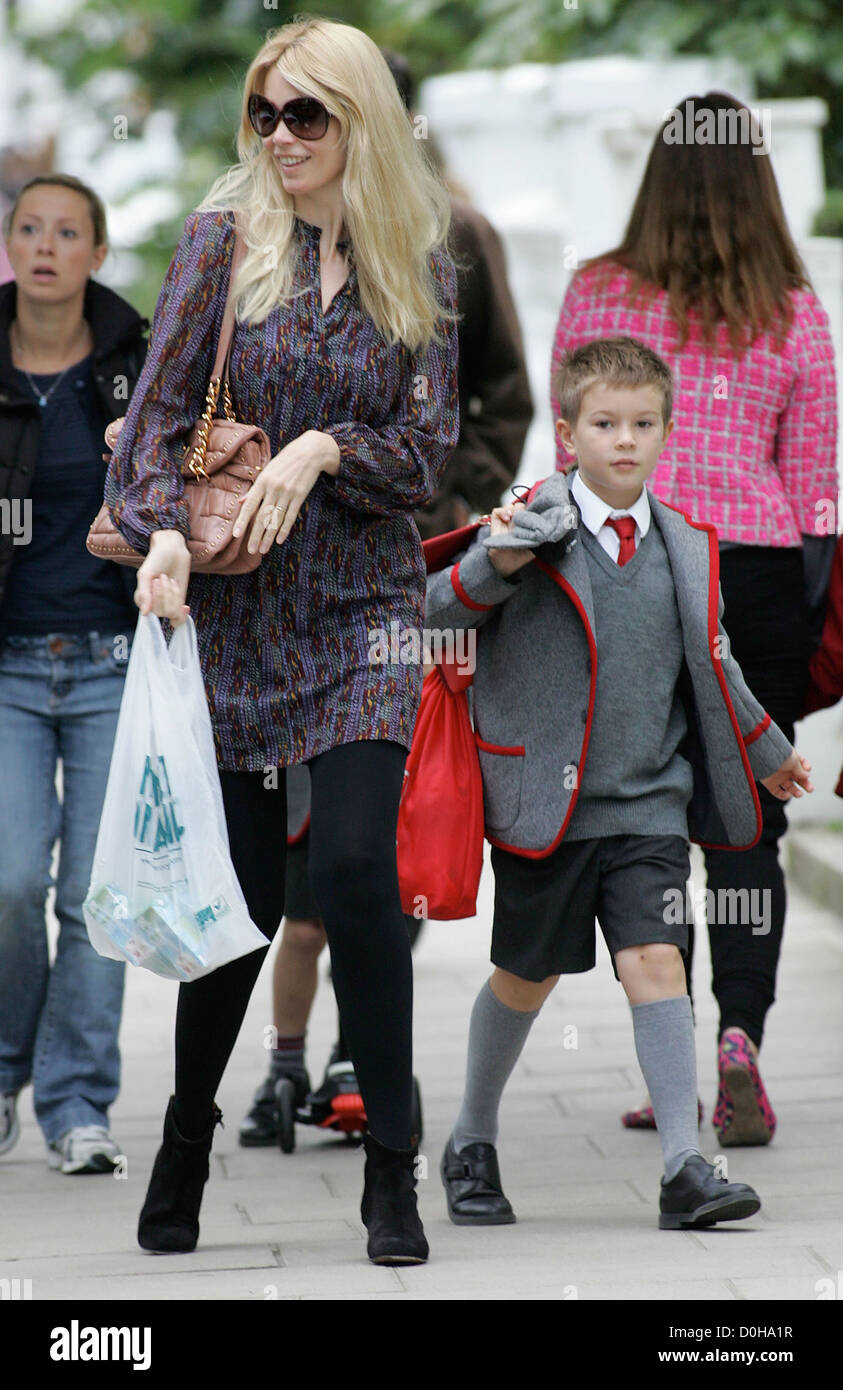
<box><xmin>83</xmin><ymin>614</ymin><xmax>267</xmax><ymax>980</ymax></box>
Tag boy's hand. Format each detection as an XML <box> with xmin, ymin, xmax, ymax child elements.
<box><xmin>487</xmin><ymin>502</ymin><xmax>535</xmax><ymax>577</ymax></box>
<box><xmin>761</xmin><ymin>751</ymin><xmax>813</xmax><ymax>801</ymax></box>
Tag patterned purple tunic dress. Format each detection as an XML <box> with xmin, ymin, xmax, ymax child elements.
<box><xmin>106</xmin><ymin>210</ymin><xmax>459</xmax><ymax>771</ymax></box>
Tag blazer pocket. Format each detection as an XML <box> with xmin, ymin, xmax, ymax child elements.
<box><xmin>475</xmin><ymin>735</ymin><xmax>526</xmax><ymax>832</ymax></box>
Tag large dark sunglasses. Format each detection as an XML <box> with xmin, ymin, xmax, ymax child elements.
<box><xmin>248</xmin><ymin>94</ymin><xmax>330</xmax><ymax>141</ymax></box>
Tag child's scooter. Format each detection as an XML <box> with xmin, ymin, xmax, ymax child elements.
<box><xmin>274</xmin><ymin>1062</ymin><xmax>423</xmax><ymax>1153</ymax></box>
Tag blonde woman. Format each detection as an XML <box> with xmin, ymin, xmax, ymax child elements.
<box><xmin>105</xmin><ymin>17</ymin><xmax>459</xmax><ymax>1265</ymax></box>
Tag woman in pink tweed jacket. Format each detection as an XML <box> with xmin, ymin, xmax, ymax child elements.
<box><xmin>551</xmin><ymin>92</ymin><xmax>838</xmax><ymax>1148</ymax></box>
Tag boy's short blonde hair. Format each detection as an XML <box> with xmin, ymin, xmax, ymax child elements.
<box><xmin>552</xmin><ymin>336</ymin><xmax>674</xmax><ymax>427</ymax></box>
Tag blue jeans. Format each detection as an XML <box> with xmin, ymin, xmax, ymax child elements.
<box><xmin>0</xmin><ymin>629</ymin><xmax>132</xmax><ymax>1144</ymax></box>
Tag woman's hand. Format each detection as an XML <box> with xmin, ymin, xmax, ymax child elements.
<box><xmin>233</xmin><ymin>430</ymin><xmax>341</xmax><ymax>555</ymax></box>
<box><xmin>487</xmin><ymin>501</ymin><xmax>535</xmax><ymax>577</ymax></box>
<box><xmin>761</xmin><ymin>751</ymin><xmax>814</xmax><ymax>801</ymax></box>
<box><xmin>135</xmin><ymin>530</ymin><xmax>191</xmax><ymax>627</ymax></box>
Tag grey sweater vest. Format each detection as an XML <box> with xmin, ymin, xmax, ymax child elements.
<box><xmin>565</xmin><ymin>518</ymin><xmax>693</xmax><ymax>841</ymax></box>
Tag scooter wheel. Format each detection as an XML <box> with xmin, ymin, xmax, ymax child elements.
<box><xmin>275</xmin><ymin>1077</ymin><xmax>297</xmax><ymax>1154</ymax></box>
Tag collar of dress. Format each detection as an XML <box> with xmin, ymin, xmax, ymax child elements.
<box><xmin>294</xmin><ymin>214</ymin><xmax>351</xmax><ymax>254</ymax></box>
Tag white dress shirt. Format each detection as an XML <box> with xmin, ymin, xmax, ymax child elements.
<box><xmin>571</xmin><ymin>469</ymin><xmax>651</xmax><ymax>563</ymax></box>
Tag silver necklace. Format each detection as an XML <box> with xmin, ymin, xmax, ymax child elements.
<box><xmin>21</xmin><ymin>362</ymin><xmax>75</xmax><ymax>408</ymax></box>
<box><xmin>11</xmin><ymin>323</ymin><xmax>86</xmax><ymax>407</ymax></box>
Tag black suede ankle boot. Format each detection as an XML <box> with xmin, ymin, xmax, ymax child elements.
<box><xmin>137</xmin><ymin>1096</ymin><xmax>223</xmax><ymax>1253</ymax></box>
<box><xmin>361</xmin><ymin>1132</ymin><xmax>429</xmax><ymax>1266</ymax></box>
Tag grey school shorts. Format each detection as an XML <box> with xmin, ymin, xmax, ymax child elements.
<box><xmin>490</xmin><ymin>832</ymin><xmax>691</xmax><ymax>983</ymax></box>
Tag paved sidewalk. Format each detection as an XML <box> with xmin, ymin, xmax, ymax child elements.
<box><xmin>2</xmin><ymin>848</ymin><xmax>843</xmax><ymax>1301</ymax></box>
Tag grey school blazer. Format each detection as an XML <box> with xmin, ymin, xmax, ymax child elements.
<box><xmin>425</xmin><ymin>470</ymin><xmax>793</xmax><ymax>858</ymax></box>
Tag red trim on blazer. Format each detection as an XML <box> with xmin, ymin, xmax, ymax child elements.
<box><xmin>743</xmin><ymin>713</ymin><xmax>771</xmax><ymax>747</ymax></box>
<box><xmin>422</xmin><ymin>523</ymin><xmax>487</xmax><ymax>692</ymax></box>
<box><xmin>475</xmin><ymin>735</ymin><xmax>525</xmax><ymax>757</ymax></box>
<box><xmin>485</xmin><ymin>512</ymin><xmax>764</xmax><ymax>858</ymax></box>
<box><xmin>486</xmin><ymin>558</ymin><xmax>597</xmax><ymax>860</ymax></box>
<box><xmin>287</xmin><ymin>812</ymin><xmax>311</xmax><ymax>848</ymax></box>
<box><xmin>451</xmin><ymin>561</ymin><xmax>495</xmax><ymax>612</ymax></box>
<box><xmin>655</xmin><ymin>506</ymin><xmax>764</xmax><ymax>852</ymax></box>
<box><xmin>423</xmin><ymin>521</ymin><xmax>484</xmax><ymax>574</ymax></box>
<box><xmin>427</xmin><ymin>490</ymin><xmax>764</xmax><ymax>857</ymax></box>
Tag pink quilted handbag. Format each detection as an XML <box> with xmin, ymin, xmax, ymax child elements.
<box><xmin>86</xmin><ymin>218</ymin><xmax>271</xmax><ymax>575</ymax></box>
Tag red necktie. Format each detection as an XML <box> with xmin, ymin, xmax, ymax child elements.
<box><xmin>605</xmin><ymin>516</ymin><xmax>637</xmax><ymax>567</ymax></box>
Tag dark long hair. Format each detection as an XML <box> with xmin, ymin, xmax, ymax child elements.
<box><xmin>585</xmin><ymin>93</ymin><xmax>810</xmax><ymax>353</ymax></box>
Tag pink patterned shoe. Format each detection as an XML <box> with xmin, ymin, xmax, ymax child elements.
<box><xmin>621</xmin><ymin>1098</ymin><xmax>704</xmax><ymax>1130</ymax></box>
<box><xmin>713</xmin><ymin>1027</ymin><xmax>776</xmax><ymax>1146</ymax></box>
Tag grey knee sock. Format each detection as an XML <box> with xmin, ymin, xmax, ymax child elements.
<box><xmin>451</xmin><ymin>979</ymin><xmax>541</xmax><ymax>1152</ymax></box>
<box><xmin>631</xmin><ymin>995</ymin><xmax>702</xmax><ymax>1181</ymax></box>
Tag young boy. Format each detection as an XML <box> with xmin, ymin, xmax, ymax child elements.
<box><xmin>427</xmin><ymin>337</ymin><xmax>813</xmax><ymax>1229</ymax></box>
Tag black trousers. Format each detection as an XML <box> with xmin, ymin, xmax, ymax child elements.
<box><xmin>172</xmin><ymin>739</ymin><xmax>414</xmax><ymax>1148</ymax></box>
<box><xmin>696</xmin><ymin>546</ymin><xmax>812</xmax><ymax>1048</ymax></box>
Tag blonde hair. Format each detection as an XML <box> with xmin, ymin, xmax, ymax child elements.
<box><xmin>198</xmin><ymin>16</ymin><xmax>454</xmax><ymax>351</ymax></box>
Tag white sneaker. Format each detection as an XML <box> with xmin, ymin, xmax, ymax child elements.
<box><xmin>47</xmin><ymin>1125</ymin><xmax>122</xmax><ymax>1174</ymax></box>
<box><xmin>0</xmin><ymin>1092</ymin><xmax>19</xmax><ymax>1155</ymax></box>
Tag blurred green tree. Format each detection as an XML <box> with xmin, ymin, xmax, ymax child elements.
<box><xmin>12</xmin><ymin>1</ymin><xmax>486</xmax><ymax>307</ymax></box>
<box><xmin>13</xmin><ymin>0</ymin><xmax>842</xmax><ymax>310</ymax></box>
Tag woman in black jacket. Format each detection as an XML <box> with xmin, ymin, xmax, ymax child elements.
<box><xmin>0</xmin><ymin>174</ymin><xmax>147</xmax><ymax>1174</ymax></box>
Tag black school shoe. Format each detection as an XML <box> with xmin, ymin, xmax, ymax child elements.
<box><xmin>659</xmin><ymin>1153</ymin><xmax>761</xmax><ymax>1229</ymax></box>
<box><xmin>440</xmin><ymin>1135</ymin><xmax>516</xmax><ymax>1225</ymax></box>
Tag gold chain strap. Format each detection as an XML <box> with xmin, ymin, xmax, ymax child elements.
<box><xmin>186</xmin><ymin>370</ymin><xmax>238</xmax><ymax>480</ymax></box>
<box><xmin>187</xmin><ymin>378</ymin><xmax>222</xmax><ymax>480</ymax></box>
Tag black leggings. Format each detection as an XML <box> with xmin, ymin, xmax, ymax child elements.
<box><xmin>699</xmin><ymin>546</ymin><xmax>813</xmax><ymax>1048</ymax></box>
<box><xmin>173</xmin><ymin>740</ymin><xmax>413</xmax><ymax>1148</ymax></box>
